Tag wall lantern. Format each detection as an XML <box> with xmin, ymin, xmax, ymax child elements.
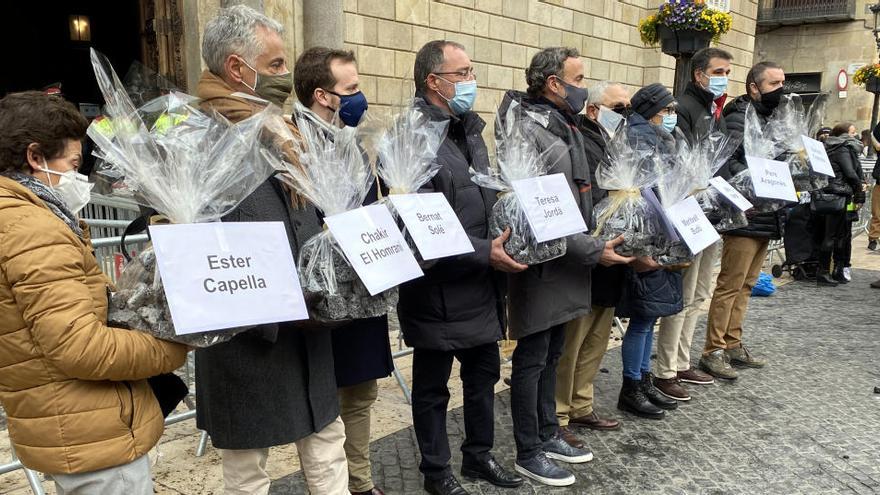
<box><xmin>70</xmin><ymin>14</ymin><xmax>91</xmax><ymax>42</ymax></box>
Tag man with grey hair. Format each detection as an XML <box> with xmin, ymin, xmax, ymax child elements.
<box><xmin>194</xmin><ymin>6</ymin><xmax>348</xmax><ymax>495</ymax></box>
<box><xmin>398</xmin><ymin>40</ymin><xmax>525</xmax><ymax>495</ymax></box>
<box><xmin>551</xmin><ymin>80</ymin><xmax>631</xmax><ymax>443</ymax></box>
<box><xmin>499</xmin><ymin>47</ymin><xmax>632</xmax><ymax>487</ymax></box>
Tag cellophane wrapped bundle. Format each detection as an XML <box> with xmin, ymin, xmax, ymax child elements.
<box><xmin>592</xmin><ymin>124</ymin><xmax>662</xmax><ymax>257</ymax></box>
<box><xmin>471</xmin><ymin>101</ymin><xmax>567</xmax><ymax>265</ymax></box>
<box><xmin>683</xmin><ymin>128</ymin><xmax>748</xmax><ymax>233</ymax></box>
<box><xmin>730</xmin><ymin>104</ymin><xmax>791</xmax><ymax>214</ymax></box>
<box><xmin>376</xmin><ymin>103</ymin><xmax>449</xmax><ymax>262</ymax></box>
<box><xmin>766</xmin><ymin>93</ymin><xmax>829</xmax><ymax>192</ymax></box>
<box><xmin>267</xmin><ymin>104</ymin><xmax>395</xmax><ymax>322</ymax></box>
<box><xmin>86</xmin><ymin>49</ymin><xmax>276</xmax><ymax>347</ymax></box>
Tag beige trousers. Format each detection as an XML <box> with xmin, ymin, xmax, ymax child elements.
<box><xmin>656</xmin><ymin>240</ymin><xmax>722</xmax><ymax>378</ymax></box>
<box><xmin>704</xmin><ymin>235</ymin><xmax>769</xmax><ymax>355</ymax></box>
<box><xmin>554</xmin><ymin>306</ymin><xmax>615</xmax><ymax>426</ymax></box>
<box><xmin>220</xmin><ymin>416</ymin><xmax>349</xmax><ymax>495</ymax></box>
<box><xmin>339</xmin><ymin>380</ymin><xmax>379</xmax><ymax>493</ymax></box>
<box><xmin>869</xmin><ymin>184</ymin><xmax>880</xmax><ymax>240</ymax></box>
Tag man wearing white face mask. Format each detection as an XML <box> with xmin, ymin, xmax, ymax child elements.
<box><xmin>399</xmin><ymin>40</ymin><xmax>525</xmax><ymax>495</ymax></box>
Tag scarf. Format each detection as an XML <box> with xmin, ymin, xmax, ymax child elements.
<box><xmin>3</xmin><ymin>171</ymin><xmax>84</xmax><ymax>238</ymax></box>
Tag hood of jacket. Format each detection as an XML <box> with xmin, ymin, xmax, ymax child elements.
<box><xmin>825</xmin><ymin>135</ymin><xmax>864</xmax><ymax>155</ymax></box>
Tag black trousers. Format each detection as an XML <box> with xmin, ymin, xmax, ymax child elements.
<box><xmin>411</xmin><ymin>342</ymin><xmax>501</xmax><ymax>480</ymax></box>
<box><xmin>817</xmin><ymin>211</ymin><xmax>848</xmax><ymax>270</ymax></box>
<box><xmin>510</xmin><ymin>323</ymin><xmax>566</xmax><ymax>461</ymax></box>
<box><xmin>833</xmin><ymin>219</ymin><xmax>854</xmax><ymax>267</ymax></box>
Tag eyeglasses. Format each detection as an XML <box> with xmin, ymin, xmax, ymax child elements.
<box><xmin>433</xmin><ymin>67</ymin><xmax>476</xmax><ymax>79</ymax></box>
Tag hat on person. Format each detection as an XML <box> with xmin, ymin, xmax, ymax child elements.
<box><xmin>817</xmin><ymin>126</ymin><xmax>832</xmax><ymax>137</ymax></box>
<box><xmin>631</xmin><ymin>83</ymin><xmax>675</xmax><ymax>120</ymax></box>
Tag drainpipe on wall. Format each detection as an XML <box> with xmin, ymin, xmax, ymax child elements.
<box><xmin>302</xmin><ymin>0</ymin><xmax>344</xmax><ymax>50</ymax></box>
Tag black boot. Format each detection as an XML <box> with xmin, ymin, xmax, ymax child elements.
<box><xmin>617</xmin><ymin>377</ymin><xmax>665</xmax><ymax>419</ymax></box>
<box><xmin>641</xmin><ymin>373</ymin><xmax>678</xmax><ymax>410</ymax></box>
<box><xmin>832</xmin><ymin>266</ymin><xmax>849</xmax><ymax>284</ymax></box>
<box><xmin>816</xmin><ymin>269</ymin><xmax>839</xmax><ymax>287</ymax></box>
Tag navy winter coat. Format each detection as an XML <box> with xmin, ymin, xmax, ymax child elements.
<box><xmin>615</xmin><ymin>268</ymin><xmax>684</xmax><ymax>319</ymax></box>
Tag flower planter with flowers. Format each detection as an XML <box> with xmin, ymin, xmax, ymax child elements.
<box><xmin>639</xmin><ymin>0</ymin><xmax>733</xmax><ymax>57</ymax></box>
<box><xmin>854</xmin><ymin>63</ymin><xmax>880</xmax><ymax>94</ymax></box>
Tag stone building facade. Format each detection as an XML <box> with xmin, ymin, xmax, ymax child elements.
<box><xmin>754</xmin><ymin>0</ymin><xmax>879</xmax><ymax>131</ymax></box>
<box><xmin>186</xmin><ymin>0</ymin><xmax>759</xmax><ymax>138</ymax></box>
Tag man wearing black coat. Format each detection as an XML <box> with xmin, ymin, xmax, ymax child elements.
<box><xmin>656</xmin><ymin>48</ymin><xmax>734</xmax><ymax>396</ymax></box>
<box><xmin>700</xmin><ymin>61</ymin><xmax>787</xmax><ymax>380</ymax></box>
<box><xmin>398</xmin><ymin>40</ymin><xmax>525</xmax><ymax>495</ymax></box>
<box><xmin>194</xmin><ymin>6</ymin><xmax>347</xmax><ymax>495</ymax></box>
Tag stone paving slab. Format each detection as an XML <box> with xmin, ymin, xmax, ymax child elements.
<box><xmin>271</xmin><ymin>269</ymin><xmax>880</xmax><ymax>495</ymax></box>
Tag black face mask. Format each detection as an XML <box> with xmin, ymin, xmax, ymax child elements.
<box><xmin>759</xmin><ymin>86</ymin><xmax>784</xmax><ymax>111</ymax></box>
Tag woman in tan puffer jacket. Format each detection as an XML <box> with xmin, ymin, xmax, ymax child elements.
<box><xmin>0</xmin><ymin>92</ymin><xmax>188</xmax><ymax>493</ymax></box>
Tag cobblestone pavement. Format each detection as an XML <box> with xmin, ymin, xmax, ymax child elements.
<box><xmin>271</xmin><ymin>269</ymin><xmax>880</xmax><ymax>495</ymax></box>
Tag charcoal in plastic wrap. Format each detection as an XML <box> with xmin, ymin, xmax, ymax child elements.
<box><xmin>489</xmin><ymin>192</ymin><xmax>566</xmax><ymax>264</ymax></box>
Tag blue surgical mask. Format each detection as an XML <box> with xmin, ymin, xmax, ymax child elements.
<box><xmin>436</xmin><ymin>78</ymin><xmax>477</xmax><ymax>115</ymax></box>
<box><xmin>705</xmin><ymin>75</ymin><xmax>728</xmax><ymax>99</ymax></box>
<box><xmin>329</xmin><ymin>90</ymin><xmax>368</xmax><ymax>127</ymax></box>
<box><xmin>598</xmin><ymin>106</ymin><xmax>624</xmax><ymax>136</ymax></box>
<box><xmin>661</xmin><ymin>113</ymin><xmax>677</xmax><ymax>133</ymax></box>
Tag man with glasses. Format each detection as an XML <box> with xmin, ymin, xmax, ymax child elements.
<box><xmin>398</xmin><ymin>40</ymin><xmax>525</xmax><ymax>495</ymax></box>
<box><xmin>553</xmin><ymin>81</ymin><xmax>631</xmax><ymax>449</ymax></box>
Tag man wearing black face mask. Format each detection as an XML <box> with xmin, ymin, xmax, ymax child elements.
<box><xmin>498</xmin><ymin>47</ymin><xmax>633</xmax><ymax>488</ymax></box>
<box><xmin>292</xmin><ymin>47</ymin><xmax>391</xmax><ymax>495</ymax></box>
<box><xmin>699</xmin><ymin>61</ymin><xmax>787</xmax><ymax>380</ymax></box>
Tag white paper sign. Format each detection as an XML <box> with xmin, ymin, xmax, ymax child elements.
<box><xmin>664</xmin><ymin>196</ymin><xmax>721</xmax><ymax>255</ymax></box>
<box><xmin>324</xmin><ymin>204</ymin><xmax>423</xmax><ymax>295</ymax></box>
<box><xmin>800</xmin><ymin>135</ymin><xmax>835</xmax><ymax>177</ymax></box>
<box><xmin>511</xmin><ymin>173</ymin><xmax>588</xmax><ymax>243</ymax></box>
<box><xmin>745</xmin><ymin>155</ymin><xmax>798</xmax><ymax>202</ymax></box>
<box><xmin>709</xmin><ymin>176</ymin><xmax>753</xmax><ymax>211</ymax></box>
<box><xmin>388</xmin><ymin>193</ymin><xmax>474</xmax><ymax>260</ymax></box>
<box><xmin>149</xmin><ymin>222</ymin><xmax>309</xmax><ymax>335</ymax></box>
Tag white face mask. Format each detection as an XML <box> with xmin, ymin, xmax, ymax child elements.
<box><xmin>41</xmin><ymin>162</ymin><xmax>93</xmax><ymax>215</ymax></box>
<box><xmin>597</xmin><ymin>106</ymin><xmax>624</xmax><ymax>137</ymax></box>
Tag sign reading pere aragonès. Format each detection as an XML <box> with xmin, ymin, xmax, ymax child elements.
<box><xmin>149</xmin><ymin>222</ymin><xmax>309</xmax><ymax>335</ymax></box>
<box><xmin>511</xmin><ymin>173</ymin><xmax>588</xmax><ymax>243</ymax></box>
<box><xmin>745</xmin><ymin>156</ymin><xmax>798</xmax><ymax>203</ymax></box>
<box><xmin>323</xmin><ymin>204</ymin><xmax>424</xmax><ymax>295</ymax></box>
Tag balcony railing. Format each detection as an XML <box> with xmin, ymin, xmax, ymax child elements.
<box><xmin>757</xmin><ymin>0</ymin><xmax>856</xmax><ymax>26</ymax></box>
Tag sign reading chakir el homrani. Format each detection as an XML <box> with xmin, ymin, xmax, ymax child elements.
<box><xmin>323</xmin><ymin>204</ymin><xmax>423</xmax><ymax>295</ymax></box>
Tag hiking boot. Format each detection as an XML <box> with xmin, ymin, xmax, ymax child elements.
<box><xmin>617</xmin><ymin>377</ymin><xmax>665</xmax><ymax>419</ymax></box>
<box><xmin>641</xmin><ymin>373</ymin><xmax>678</xmax><ymax>410</ymax></box>
<box><xmin>699</xmin><ymin>350</ymin><xmax>738</xmax><ymax>380</ymax></box>
<box><xmin>514</xmin><ymin>453</ymin><xmax>575</xmax><ymax>487</ymax></box>
<box><xmin>868</xmin><ymin>239</ymin><xmax>877</xmax><ymax>251</ymax></box>
<box><xmin>677</xmin><ymin>367</ymin><xmax>714</xmax><ymax>385</ymax></box>
<box><xmin>726</xmin><ymin>346</ymin><xmax>766</xmax><ymax>368</ymax></box>
<box><xmin>556</xmin><ymin>426</ymin><xmax>584</xmax><ymax>449</ymax></box>
<box><xmin>653</xmin><ymin>376</ymin><xmax>691</xmax><ymax>401</ymax></box>
<box><xmin>543</xmin><ymin>431</ymin><xmax>593</xmax><ymax>463</ymax></box>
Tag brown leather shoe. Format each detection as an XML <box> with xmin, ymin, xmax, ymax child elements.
<box><xmin>569</xmin><ymin>411</ymin><xmax>621</xmax><ymax>431</ymax></box>
<box><xmin>351</xmin><ymin>488</ymin><xmax>385</xmax><ymax>495</ymax></box>
<box><xmin>653</xmin><ymin>376</ymin><xmax>690</xmax><ymax>401</ymax></box>
<box><xmin>557</xmin><ymin>426</ymin><xmax>585</xmax><ymax>449</ymax></box>
<box><xmin>677</xmin><ymin>367</ymin><xmax>715</xmax><ymax>385</ymax></box>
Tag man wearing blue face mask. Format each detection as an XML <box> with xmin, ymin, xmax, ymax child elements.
<box><xmin>399</xmin><ymin>40</ymin><xmax>526</xmax><ymax>495</ymax></box>
<box><xmin>293</xmin><ymin>47</ymin><xmax>392</xmax><ymax>495</ymax></box>
<box><xmin>675</xmin><ymin>47</ymin><xmax>733</xmax><ymax>141</ymax></box>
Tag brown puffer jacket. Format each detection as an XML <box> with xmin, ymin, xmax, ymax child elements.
<box><xmin>0</xmin><ymin>176</ymin><xmax>188</xmax><ymax>474</ymax></box>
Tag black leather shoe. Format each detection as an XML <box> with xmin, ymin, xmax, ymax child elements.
<box><xmin>461</xmin><ymin>456</ymin><xmax>523</xmax><ymax>488</ymax></box>
<box><xmin>424</xmin><ymin>475</ymin><xmax>469</xmax><ymax>495</ymax></box>
<box><xmin>641</xmin><ymin>373</ymin><xmax>678</xmax><ymax>410</ymax></box>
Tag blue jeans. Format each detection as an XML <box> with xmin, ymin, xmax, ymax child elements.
<box><xmin>622</xmin><ymin>317</ymin><xmax>657</xmax><ymax>380</ymax></box>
